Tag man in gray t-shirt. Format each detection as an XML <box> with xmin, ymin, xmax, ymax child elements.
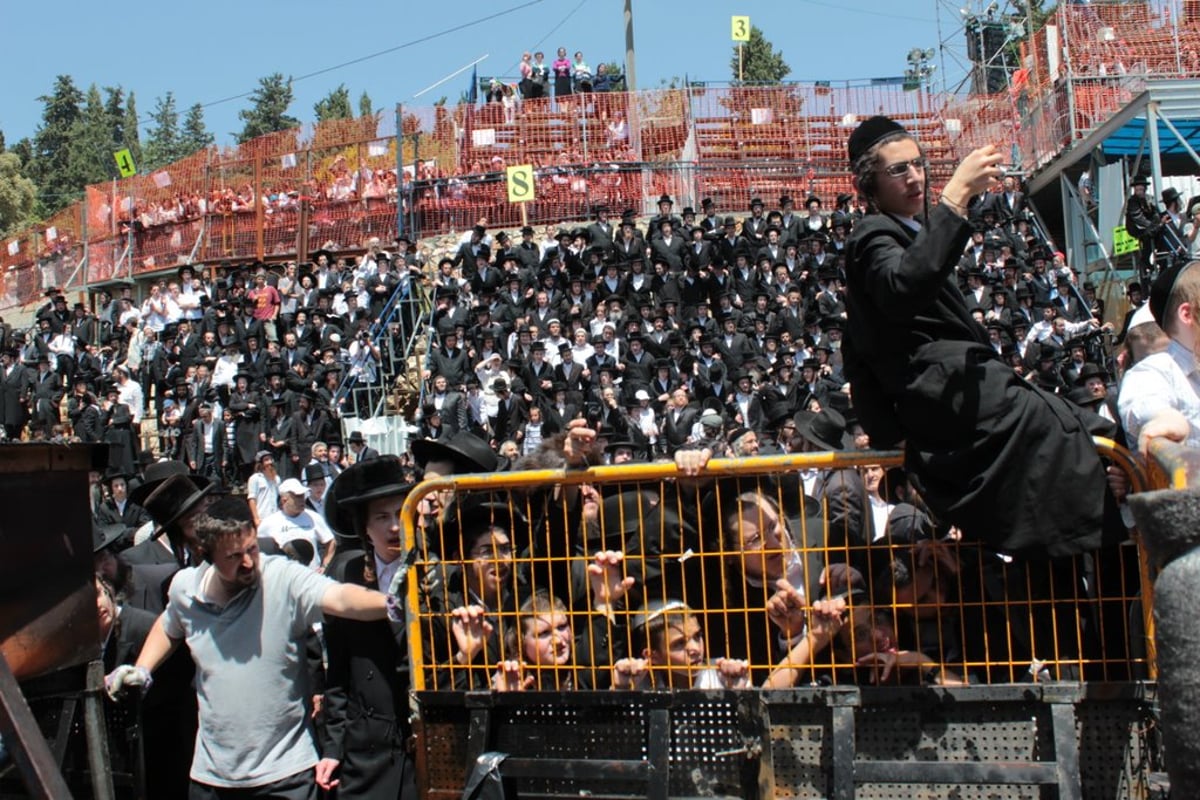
<box><xmin>107</xmin><ymin>495</ymin><xmax>400</xmax><ymax>799</ymax></box>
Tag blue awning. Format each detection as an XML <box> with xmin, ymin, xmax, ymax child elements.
<box><xmin>1100</xmin><ymin>116</ymin><xmax>1200</xmax><ymax>156</ymax></box>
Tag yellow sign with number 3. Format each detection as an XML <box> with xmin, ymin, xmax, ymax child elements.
<box><xmin>731</xmin><ymin>16</ymin><xmax>751</xmax><ymax>42</ymax></box>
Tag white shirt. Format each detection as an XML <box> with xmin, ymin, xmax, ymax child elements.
<box><xmin>869</xmin><ymin>495</ymin><xmax>894</xmax><ymax>541</ymax></box>
<box><xmin>117</xmin><ymin>380</ymin><xmax>145</xmax><ymax>424</ymax></box>
<box><xmin>258</xmin><ymin>509</ymin><xmax>335</xmax><ymax>570</ymax></box>
<box><xmin>1118</xmin><ymin>338</ymin><xmax>1200</xmax><ymax>450</ymax></box>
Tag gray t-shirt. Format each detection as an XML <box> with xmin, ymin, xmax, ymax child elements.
<box><xmin>163</xmin><ymin>555</ymin><xmax>334</xmax><ymax>787</ymax></box>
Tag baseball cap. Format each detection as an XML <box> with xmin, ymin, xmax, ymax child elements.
<box><xmin>279</xmin><ymin>478</ymin><xmax>309</xmax><ymax>496</ymax></box>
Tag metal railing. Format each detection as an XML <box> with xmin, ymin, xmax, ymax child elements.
<box><xmin>399</xmin><ymin>439</ymin><xmax>1155</xmax><ymax>693</ymax></box>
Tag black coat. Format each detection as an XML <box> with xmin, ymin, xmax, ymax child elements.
<box><xmin>322</xmin><ymin>552</ymin><xmax>419</xmax><ymax>800</ymax></box>
<box><xmin>843</xmin><ymin>206</ymin><xmax>1111</xmax><ymax>557</ymax></box>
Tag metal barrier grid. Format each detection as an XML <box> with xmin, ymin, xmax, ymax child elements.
<box><xmin>396</xmin><ymin>441</ymin><xmax>1163</xmax><ymax>800</ymax></box>
<box><xmin>399</xmin><ymin>441</ymin><xmax>1154</xmax><ymax>696</ymax></box>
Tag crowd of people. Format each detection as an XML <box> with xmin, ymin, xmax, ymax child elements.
<box><xmin>8</xmin><ymin>110</ymin><xmax>1191</xmax><ymax>799</ymax></box>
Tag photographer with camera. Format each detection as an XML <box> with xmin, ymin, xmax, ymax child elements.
<box><xmin>346</xmin><ymin>325</ymin><xmax>381</xmax><ymax>418</ymax></box>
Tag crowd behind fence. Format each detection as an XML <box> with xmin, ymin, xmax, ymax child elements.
<box><xmin>400</xmin><ymin>445</ymin><xmax>1154</xmax><ymax>696</ymax></box>
<box><xmin>6</xmin><ymin>2</ymin><xmax>1200</xmax><ymax>315</ymax></box>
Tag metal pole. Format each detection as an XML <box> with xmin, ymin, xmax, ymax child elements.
<box><xmin>254</xmin><ymin>157</ymin><xmax>264</xmax><ymax>262</ymax></box>
<box><xmin>396</xmin><ymin>103</ymin><xmax>405</xmax><ymax>239</ymax></box>
<box><xmin>624</xmin><ymin>0</ymin><xmax>637</xmax><ymax>92</ymax></box>
<box><xmin>1148</xmin><ymin>102</ymin><xmax>1165</xmax><ymax>200</ymax></box>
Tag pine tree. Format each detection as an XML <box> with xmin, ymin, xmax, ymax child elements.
<box><xmin>0</xmin><ymin>152</ymin><xmax>38</xmax><ymax>236</ymax></box>
<box><xmin>104</xmin><ymin>86</ymin><xmax>126</xmax><ymax>151</ymax></box>
<box><xmin>67</xmin><ymin>84</ymin><xmax>114</xmax><ymax>189</ymax></box>
<box><xmin>0</xmin><ymin>129</ymin><xmax>6</xmax><ymax>153</ymax></box>
<box><xmin>237</xmin><ymin>73</ymin><xmax>299</xmax><ymax>143</ymax></box>
<box><xmin>30</xmin><ymin>75</ymin><xmax>84</xmax><ymax>213</ymax></box>
<box><xmin>181</xmin><ymin>103</ymin><xmax>214</xmax><ymax>153</ymax></box>
<box><xmin>359</xmin><ymin>91</ymin><xmax>374</xmax><ymax>118</ymax></box>
<box><xmin>123</xmin><ymin>92</ymin><xmax>141</xmax><ymax>166</ymax></box>
<box><xmin>145</xmin><ymin>92</ymin><xmax>181</xmax><ymax>170</ymax></box>
<box><xmin>730</xmin><ymin>26</ymin><xmax>791</xmax><ymax>85</ymax></box>
<box><xmin>314</xmin><ymin>85</ymin><xmax>353</xmax><ymax>122</ymax></box>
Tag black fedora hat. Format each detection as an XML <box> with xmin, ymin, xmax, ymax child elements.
<box><xmin>324</xmin><ymin>455</ymin><xmax>412</xmax><ymax>541</ymax></box>
<box><xmin>93</xmin><ymin>521</ymin><xmax>126</xmax><ymax>553</ymax></box>
<box><xmin>795</xmin><ymin>408</ymin><xmax>851</xmax><ymax>451</ymax></box>
<box><xmin>143</xmin><ymin>473</ymin><xmax>215</xmax><ymax>540</ymax></box>
<box><xmin>411</xmin><ymin>431</ymin><xmax>499</xmax><ymax>474</ymax></box>
<box><xmin>128</xmin><ymin>460</ymin><xmax>208</xmax><ymax>506</ymax></box>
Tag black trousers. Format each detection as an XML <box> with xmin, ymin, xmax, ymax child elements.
<box><xmin>189</xmin><ymin>768</ymin><xmax>316</xmax><ymax>800</ymax></box>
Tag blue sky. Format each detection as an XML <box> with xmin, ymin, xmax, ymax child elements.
<box><xmin>0</xmin><ymin>0</ymin><xmax>956</xmax><ymax>148</ymax></box>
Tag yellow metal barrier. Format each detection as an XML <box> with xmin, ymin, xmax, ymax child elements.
<box><xmin>401</xmin><ymin>443</ymin><xmax>1155</xmax><ymax>692</ymax></box>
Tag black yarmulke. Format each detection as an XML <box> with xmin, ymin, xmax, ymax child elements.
<box><xmin>847</xmin><ymin>115</ymin><xmax>908</xmax><ymax>164</ymax></box>
<box><xmin>1149</xmin><ymin>259</ymin><xmax>1190</xmax><ymax>329</ymax></box>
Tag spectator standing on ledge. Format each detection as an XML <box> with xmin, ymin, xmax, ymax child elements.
<box><xmin>552</xmin><ymin>47</ymin><xmax>572</xmax><ymax>103</ymax></box>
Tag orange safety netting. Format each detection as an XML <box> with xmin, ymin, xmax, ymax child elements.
<box><xmin>9</xmin><ymin>11</ymin><xmax>1200</xmax><ymax>316</ymax></box>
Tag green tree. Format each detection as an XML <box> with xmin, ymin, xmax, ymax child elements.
<box><xmin>10</xmin><ymin>138</ymin><xmax>33</xmax><ymax>170</ymax></box>
<box><xmin>237</xmin><ymin>73</ymin><xmax>299</xmax><ymax>143</ymax></box>
<box><xmin>30</xmin><ymin>74</ymin><xmax>84</xmax><ymax>213</ymax></box>
<box><xmin>145</xmin><ymin>92</ymin><xmax>182</xmax><ymax>170</ymax></box>
<box><xmin>314</xmin><ymin>84</ymin><xmax>353</xmax><ymax>122</ymax></box>
<box><xmin>104</xmin><ymin>86</ymin><xmax>126</xmax><ymax>150</ymax></box>
<box><xmin>0</xmin><ymin>152</ymin><xmax>38</xmax><ymax>236</ymax></box>
<box><xmin>730</xmin><ymin>26</ymin><xmax>791</xmax><ymax>84</ymax></box>
<box><xmin>123</xmin><ymin>92</ymin><xmax>141</xmax><ymax>165</ymax></box>
<box><xmin>358</xmin><ymin>91</ymin><xmax>374</xmax><ymax>118</ymax></box>
<box><xmin>0</xmin><ymin>129</ymin><xmax>6</xmax><ymax>153</ymax></box>
<box><xmin>67</xmin><ymin>84</ymin><xmax>114</xmax><ymax>189</ymax></box>
<box><xmin>181</xmin><ymin>103</ymin><xmax>214</xmax><ymax>153</ymax></box>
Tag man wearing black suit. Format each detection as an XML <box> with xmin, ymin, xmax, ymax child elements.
<box><xmin>649</xmin><ymin>219</ymin><xmax>687</xmax><ymax>273</ymax></box>
<box><xmin>489</xmin><ymin>378</ymin><xmax>527</xmax><ymax>444</ymax></box>
<box><xmin>320</xmin><ymin>459</ymin><xmax>420</xmax><ymax>800</ymax></box>
<box><xmin>346</xmin><ymin>431</ymin><xmax>380</xmax><ymax>463</ymax></box>
<box><xmin>451</xmin><ymin>225</ymin><xmax>490</xmax><ymax>279</ymax></box>
<box><xmin>30</xmin><ymin>355</ymin><xmax>63</xmax><ymax>435</ymax></box>
<box><xmin>427</xmin><ymin>374</ymin><xmax>469</xmax><ymax>436</ymax></box>
<box><xmin>554</xmin><ymin>345</ymin><xmax>587</xmax><ymax>394</ymax></box>
<box><xmin>661</xmin><ymin>387</ymin><xmax>698</xmax><ymax>454</ymax></box>
<box><xmin>987</xmin><ymin>176</ymin><xmax>1025</xmax><ymax>222</ymax></box>
<box><xmin>0</xmin><ymin>347</ymin><xmax>33</xmax><ymax>439</ymax></box>
<box><xmin>742</xmin><ymin>198</ymin><xmax>769</xmax><ymax>247</ymax></box>
<box><xmin>427</xmin><ymin>330</ymin><xmax>471</xmax><ymax>388</ymax></box>
<box><xmin>686</xmin><ymin>226</ymin><xmax>714</xmax><ymax>270</ymax></box>
<box><xmin>586</xmin><ymin>206</ymin><xmax>615</xmax><ymax>252</ymax></box>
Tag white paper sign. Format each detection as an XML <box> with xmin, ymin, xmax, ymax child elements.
<box><xmin>152</xmin><ymin>171</ymin><xmax>172</xmax><ymax>188</ymax></box>
<box><xmin>472</xmin><ymin>128</ymin><xmax>496</xmax><ymax>147</ymax></box>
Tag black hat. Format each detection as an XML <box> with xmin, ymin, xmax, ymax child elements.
<box><xmin>93</xmin><ymin>521</ymin><xmax>126</xmax><ymax>554</ymax></box>
<box><xmin>847</xmin><ymin>115</ymin><xmax>907</xmax><ymax>163</ymax></box>
<box><xmin>1163</xmin><ymin>187</ymin><xmax>1182</xmax><ymax>206</ymax></box>
<box><xmin>749</xmin><ymin>197</ymin><xmax>764</xmax><ymax>209</ymax></box>
<box><xmin>129</xmin><ymin>460</ymin><xmax>207</xmax><ymax>506</ymax></box>
<box><xmin>1066</xmin><ymin>385</ymin><xmax>1104</xmax><ymax>409</ymax></box>
<box><xmin>795</xmin><ymin>408</ymin><xmax>851</xmax><ymax>451</ymax></box>
<box><xmin>411</xmin><ymin>431</ymin><xmax>499</xmax><ymax>473</ymax></box>
<box><xmin>1131</xmin><ymin>174</ymin><xmax>1150</xmax><ymax>187</ymax></box>
<box><xmin>1075</xmin><ymin>362</ymin><xmax>1110</xmax><ymax>385</ymax></box>
<box><xmin>347</xmin><ymin>430</ymin><xmax>367</xmax><ymax>445</ymax></box>
<box><xmin>311</xmin><ymin>248</ymin><xmax>335</xmax><ymax>264</ymax></box>
<box><xmin>657</xmin><ymin>194</ymin><xmax>674</xmax><ymax>206</ymax></box>
<box><xmin>303</xmin><ymin>463</ymin><xmax>327</xmax><ymax>485</ymax></box>
<box><xmin>142</xmin><ymin>473</ymin><xmax>215</xmax><ymax>540</ymax></box>
<box><xmin>324</xmin><ymin>455</ymin><xmax>411</xmax><ymax>541</ymax></box>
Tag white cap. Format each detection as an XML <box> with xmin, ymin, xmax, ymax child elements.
<box><xmin>634</xmin><ymin>389</ymin><xmax>650</xmax><ymax>401</ymax></box>
<box><xmin>279</xmin><ymin>478</ymin><xmax>309</xmax><ymax>496</ymax></box>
